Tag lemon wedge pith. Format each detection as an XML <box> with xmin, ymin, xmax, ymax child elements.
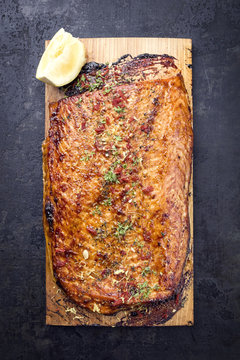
<box><xmin>36</xmin><ymin>28</ymin><xmax>86</xmax><ymax>87</ymax></box>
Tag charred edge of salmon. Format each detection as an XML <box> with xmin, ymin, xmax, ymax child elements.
<box><xmin>81</xmin><ymin>61</ymin><xmax>106</xmax><ymax>74</ymax></box>
<box><xmin>61</xmin><ymin>53</ymin><xmax>177</xmax><ymax>97</ymax></box>
<box><xmin>112</xmin><ymin>53</ymin><xmax>132</xmax><ymax>65</ymax></box>
<box><xmin>45</xmin><ymin>200</ymin><xmax>54</xmax><ymax>231</ymax></box>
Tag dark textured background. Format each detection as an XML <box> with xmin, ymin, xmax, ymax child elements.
<box><xmin>0</xmin><ymin>0</ymin><xmax>240</xmax><ymax>359</ymax></box>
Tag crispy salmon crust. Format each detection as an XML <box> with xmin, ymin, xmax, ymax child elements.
<box><xmin>43</xmin><ymin>54</ymin><xmax>193</xmax><ymax>314</ymax></box>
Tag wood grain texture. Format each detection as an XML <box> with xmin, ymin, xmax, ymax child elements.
<box><xmin>44</xmin><ymin>37</ymin><xmax>193</xmax><ymax>326</ymax></box>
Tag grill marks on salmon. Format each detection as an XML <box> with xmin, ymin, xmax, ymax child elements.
<box><xmin>43</xmin><ymin>54</ymin><xmax>193</xmax><ymax>314</ymax></box>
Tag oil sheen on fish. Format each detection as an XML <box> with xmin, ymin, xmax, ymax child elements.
<box><xmin>43</xmin><ymin>54</ymin><xmax>193</xmax><ymax>314</ymax></box>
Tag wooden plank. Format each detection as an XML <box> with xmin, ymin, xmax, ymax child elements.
<box><xmin>44</xmin><ymin>37</ymin><xmax>193</xmax><ymax>326</ymax></box>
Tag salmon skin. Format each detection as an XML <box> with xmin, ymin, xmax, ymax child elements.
<box><xmin>43</xmin><ymin>54</ymin><xmax>193</xmax><ymax>315</ymax></box>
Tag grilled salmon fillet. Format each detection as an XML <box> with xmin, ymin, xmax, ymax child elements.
<box><xmin>43</xmin><ymin>54</ymin><xmax>193</xmax><ymax>314</ymax></box>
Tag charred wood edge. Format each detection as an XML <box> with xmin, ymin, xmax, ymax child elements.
<box><xmin>61</xmin><ymin>53</ymin><xmax>176</xmax><ymax>97</ymax></box>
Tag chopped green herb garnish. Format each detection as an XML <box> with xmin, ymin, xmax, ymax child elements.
<box><xmin>153</xmin><ymin>284</ymin><xmax>160</xmax><ymax>291</ymax></box>
<box><xmin>80</xmin><ymin>150</ymin><xmax>94</xmax><ymax>161</ymax></box>
<box><xmin>88</xmin><ymin>77</ymin><xmax>103</xmax><ymax>92</ymax></box>
<box><xmin>103</xmin><ymin>198</ymin><xmax>112</xmax><ymax>206</ymax></box>
<box><xmin>92</xmin><ymin>206</ymin><xmax>102</xmax><ymax>216</ymax></box>
<box><xmin>111</xmin><ymin>145</ymin><xmax>119</xmax><ymax>157</ymax></box>
<box><xmin>76</xmin><ymin>78</ymin><xmax>84</xmax><ymax>91</ymax></box>
<box><xmin>134</xmin><ymin>239</ymin><xmax>144</xmax><ymax>248</ymax></box>
<box><xmin>76</xmin><ymin>97</ymin><xmax>82</xmax><ymax>107</ymax></box>
<box><xmin>133</xmin><ymin>157</ymin><xmax>143</xmax><ymax>166</ymax></box>
<box><xmin>112</xmin><ymin>159</ymin><xmax>121</xmax><ymax>168</ymax></box>
<box><xmin>115</xmin><ymin>221</ymin><xmax>133</xmax><ymax>239</ymax></box>
<box><xmin>104</xmin><ymin>170</ymin><xmax>119</xmax><ymax>184</ymax></box>
<box><xmin>134</xmin><ymin>281</ymin><xmax>151</xmax><ymax>299</ymax></box>
<box><xmin>114</xmin><ymin>106</ymin><xmax>125</xmax><ymax>113</ymax></box>
<box><xmin>141</xmin><ymin>267</ymin><xmax>151</xmax><ymax>277</ymax></box>
<box><xmin>103</xmin><ymin>86</ymin><xmax>113</xmax><ymax>94</ymax></box>
<box><xmin>115</xmin><ymin>135</ymin><xmax>122</xmax><ymax>141</ymax></box>
<box><xmin>131</xmin><ymin>190</ymin><xmax>136</xmax><ymax>197</ymax></box>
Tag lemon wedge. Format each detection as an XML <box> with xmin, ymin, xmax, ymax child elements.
<box><xmin>36</xmin><ymin>28</ymin><xmax>86</xmax><ymax>87</ymax></box>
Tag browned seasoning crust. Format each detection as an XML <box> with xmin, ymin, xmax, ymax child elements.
<box><xmin>43</xmin><ymin>54</ymin><xmax>193</xmax><ymax>315</ymax></box>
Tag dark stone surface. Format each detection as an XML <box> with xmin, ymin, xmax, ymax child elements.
<box><xmin>0</xmin><ymin>0</ymin><xmax>239</xmax><ymax>359</ymax></box>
